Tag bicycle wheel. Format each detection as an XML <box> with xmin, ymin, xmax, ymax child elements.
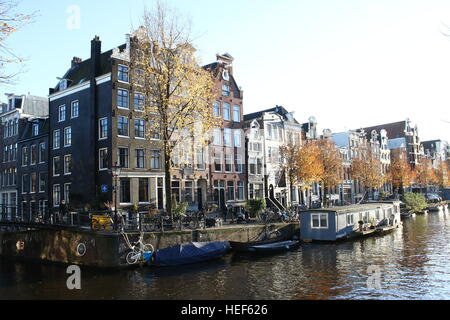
<box><xmin>126</xmin><ymin>251</ymin><xmax>140</xmax><ymax>265</ymax></box>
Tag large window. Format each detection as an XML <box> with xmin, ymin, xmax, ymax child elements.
<box><xmin>39</xmin><ymin>143</ymin><xmax>46</xmax><ymax>163</ymax></box>
<box><xmin>64</xmin><ymin>155</ymin><xmax>72</xmax><ymax>175</ymax></box>
<box><xmin>139</xmin><ymin>178</ymin><xmax>149</xmax><ymax>203</ymax></box>
<box><xmin>21</xmin><ymin>146</ymin><xmax>28</xmax><ymax>166</ymax></box>
<box><xmin>120</xmin><ymin>178</ymin><xmax>131</xmax><ymax>204</ymax></box>
<box><xmin>58</xmin><ymin>105</ymin><xmax>66</xmax><ymax>122</ymax></box>
<box><xmin>30</xmin><ymin>173</ymin><xmax>37</xmax><ymax>193</ymax></box>
<box><xmin>227</xmin><ymin>181</ymin><xmax>235</xmax><ymax>201</ymax></box>
<box><xmin>234</xmin><ymin>130</ymin><xmax>241</xmax><ymax>147</ymax></box>
<box><xmin>53</xmin><ymin>130</ymin><xmax>60</xmax><ymax>149</ymax></box>
<box><xmin>64</xmin><ymin>127</ymin><xmax>72</xmax><ymax>147</ymax></box>
<box><xmin>32</xmin><ymin>123</ymin><xmax>39</xmax><ymax>136</ymax></box>
<box><xmin>64</xmin><ymin>183</ymin><xmax>71</xmax><ymax>204</ymax></box>
<box><xmin>71</xmin><ymin>101</ymin><xmax>79</xmax><ymax>118</ymax></box>
<box><xmin>39</xmin><ymin>173</ymin><xmax>46</xmax><ymax>193</ymax></box>
<box><xmin>118</xmin><ymin>65</ymin><xmax>129</xmax><ymax>82</ymax></box>
<box><xmin>312</xmin><ymin>213</ymin><xmax>328</xmax><ymax>229</ymax></box>
<box><xmin>184</xmin><ymin>181</ymin><xmax>193</xmax><ymax>203</ymax></box>
<box><xmin>223</xmin><ymin>103</ymin><xmax>231</xmax><ymax>121</ymax></box>
<box><xmin>237</xmin><ymin>181</ymin><xmax>245</xmax><ymax>200</ymax></box>
<box><xmin>21</xmin><ymin>174</ymin><xmax>28</xmax><ymax>193</ymax></box>
<box><xmin>118</xmin><ymin>147</ymin><xmax>129</xmax><ymax>168</ymax></box>
<box><xmin>214</xmin><ymin>153</ymin><xmax>222</xmax><ymax>172</ymax></box>
<box><xmin>134</xmin><ymin>93</ymin><xmax>145</xmax><ymax>111</ymax></box>
<box><xmin>99</xmin><ymin>148</ymin><xmax>108</xmax><ymax>170</ymax></box>
<box><xmin>53</xmin><ymin>185</ymin><xmax>61</xmax><ymax>207</ymax></box>
<box><xmin>150</xmin><ymin>150</ymin><xmax>161</xmax><ymax>169</ymax></box>
<box><xmin>30</xmin><ymin>145</ymin><xmax>37</xmax><ymax>165</ymax></box>
<box><xmin>118</xmin><ymin>117</ymin><xmax>129</xmax><ymax>137</ymax></box>
<box><xmin>99</xmin><ymin>118</ymin><xmax>108</xmax><ymax>140</ymax></box>
<box><xmin>213</xmin><ymin>129</ymin><xmax>222</xmax><ymax>146</ymax></box>
<box><xmin>224</xmin><ymin>128</ymin><xmax>232</xmax><ymax>147</ymax></box>
<box><xmin>233</xmin><ymin>105</ymin><xmax>241</xmax><ymax>122</ymax></box>
<box><xmin>53</xmin><ymin>156</ymin><xmax>61</xmax><ymax>177</ymax></box>
<box><xmin>225</xmin><ymin>153</ymin><xmax>233</xmax><ymax>172</ymax></box>
<box><xmin>136</xmin><ymin>149</ymin><xmax>145</xmax><ymax>169</ymax></box>
<box><xmin>213</xmin><ymin>102</ymin><xmax>221</xmax><ymax>117</ymax></box>
<box><xmin>117</xmin><ymin>89</ymin><xmax>129</xmax><ymax>109</ymax></box>
<box><xmin>134</xmin><ymin>119</ymin><xmax>145</xmax><ymax>138</ymax></box>
<box><xmin>235</xmin><ymin>154</ymin><xmax>243</xmax><ymax>173</ymax></box>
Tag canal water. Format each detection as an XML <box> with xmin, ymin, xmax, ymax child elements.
<box><xmin>1</xmin><ymin>208</ymin><xmax>449</xmax><ymax>300</ymax></box>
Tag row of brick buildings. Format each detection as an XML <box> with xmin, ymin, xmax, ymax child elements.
<box><xmin>1</xmin><ymin>34</ymin><xmax>449</xmax><ymax>221</ymax></box>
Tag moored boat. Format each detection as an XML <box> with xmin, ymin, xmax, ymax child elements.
<box><xmin>149</xmin><ymin>242</ymin><xmax>230</xmax><ymax>267</ymax></box>
<box><xmin>247</xmin><ymin>240</ymin><xmax>300</xmax><ymax>254</ymax></box>
<box><xmin>230</xmin><ymin>237</ymin><xmax>286</xmax><ymax>252</ymax></box>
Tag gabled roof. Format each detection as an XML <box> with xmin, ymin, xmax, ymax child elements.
<box><xmin>18</xmin><ymin>118</ymin><xmax>49</xmax><ymax>142</ymax></box>
<box><xmin>244</xmin><ymin>106</ymin><xmax>300</xmax><ymax>124</ymax></box>
<box><xmin>361</xmin><ymin>120</ymin><xmax>408</xmax><ymax>140</ymax></box>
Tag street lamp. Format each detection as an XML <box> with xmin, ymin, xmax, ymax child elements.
<box><xmin>111</xmin><ymin>162</ymin><xmax>122</xmax><ymax>228</ymax></box>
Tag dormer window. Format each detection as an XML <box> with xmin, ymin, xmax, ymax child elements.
<box><xmin>59</xmin><ymin>79</ymin><xmax>68</xmax><ymax>91</ymax></box>
<box><xmin>32</xmin><ymin>123</ymin><xmax>39</xmax><ymax>136</ymax></box>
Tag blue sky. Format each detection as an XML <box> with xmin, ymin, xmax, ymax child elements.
<box><xmin>2</xmin><ymin>0</ymin><xmax>450</xmax><ymax>142</ymax></box>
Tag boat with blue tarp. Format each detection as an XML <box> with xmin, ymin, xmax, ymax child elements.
<box><xmin>149</xmin><ymin>242</ymin><xmax>230</xmax><ymax>267</ymax></box>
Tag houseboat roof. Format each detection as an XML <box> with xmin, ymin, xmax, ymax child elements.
<box><xmin>303</xmin><ymin>202</ymin><xmax>400</xmax><ymax>215</ymax></box>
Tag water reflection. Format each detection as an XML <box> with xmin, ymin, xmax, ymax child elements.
<box><xmin>1</xmin><ymin>211</ymin><xmax>450</xmax><ymax>300</ymax></box>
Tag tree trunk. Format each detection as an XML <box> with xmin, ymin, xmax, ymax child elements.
<box><xmin>164</xmin><ymin>151</ymin><xmax>172</xmax><ymax>223</ymax></box>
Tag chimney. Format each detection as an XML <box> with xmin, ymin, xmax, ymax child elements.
<box><xmin>71</xmin><ymin>57</ymin><xmax>83</xmax><ymax>68</ymax></box>
<box><xmin>216</xmin><ymin>53</ymin><xmax>234</xmax><ymax>76</ymax></box>
<box><xmin>91</xmin><ymin>35</ymin><xmax>102</xmax><ymax>78</ymax></box>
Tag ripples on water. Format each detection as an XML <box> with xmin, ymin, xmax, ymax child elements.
<box><xmin>0</xmin><ymin>208</ymin><xmax>449</xmax><ymax>300</ymax></box>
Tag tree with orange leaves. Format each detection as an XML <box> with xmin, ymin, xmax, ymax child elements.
<box><xmin>435</xmin><ymin>161</ymin><xmax>450</xmax><ymax>188</ymax></box>
<box><xmin>351</xmin><ymin>147</ymin><xmax>384</xmax><ymax>200</ymax></box>
<box><xmin>389</xmin><ymin>149</ymin><xmax>416</xmax><ymax>196</ymax></box>
<box><xmin>315</xmin><ymin>139</ymin><xmax>343</xmax><ymax>207</ymax></box>
<box><xmin>415</xmin><ymin>158</ymin><xmax>439</xmax><ymax>195</ymax></box>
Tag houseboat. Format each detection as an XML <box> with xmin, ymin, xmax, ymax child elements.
<box><xmin>300</xmin><ymin>201</ymin><xmax>402</xmax><ymax>242</ymax></box>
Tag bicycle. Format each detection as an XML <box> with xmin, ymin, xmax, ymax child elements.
<box><xmin>122</xmin><ymin>232</ymin><xmax>155</xmax><ymax>265</ymax></box>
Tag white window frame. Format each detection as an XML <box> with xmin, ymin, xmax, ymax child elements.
<box><xmin>71</xmin><ymin>100</ymin><xmax>79</xmax><ymax>119</ymax></box>
<box><xmin>39</xmin><ymin>172</ymin><xmax>46</xmax><ymax>193</ymax></box>
<box><xmin>117</xmin><ymin>88</ymin><xmax>129</xmax><ymax>110</ymax></box>
<box><xmin>64</xmin><ymin>154</ymin><xmax>72</xmax><ymax>175</ymax></box>
<box><xmin>311</xmin><ymin>213</ymin><xmax>329</xmax><ymax>229</ymax></box>
<box><xmin>64</xmin><ymin>127</ymin><xmax>72</xmax><ymax>147</ymax></box>
<box><xmin>39</xmin><ymin>142</ymin><xmax>46</xmax><ymax>164</ymax></box>
<box><xmin>117</xmin><ymin>64</ymin><xmax>129</xmax><ymax>83</ymax></box>
<box><xmin>117</xmin><ymin>116</ymin><xmax>129</xmax><ymax>137</ymax></box>
<box><xmin>53</xmin><ymin>129</ymin><xmax>61</xmax><ymax>150</ymax></box>
<box><xmin>53</xmin><ymin>184</ymin><xmax>61</xmax><ymax>207</ymax></box>
<box><xmin>64</xmin><ymin>183</ymin><xmax>71</xmax><ymax>204</ymax></box>
<box><xmin>99</xmin><ymin>118</ymin><xmax>108</xmax><ymax>140</ymax></box>
<box><xmin>99</xmin><ymin>148</ymin><xmax>108</xmax><ymax>171</ymax></box>
<box><xmin>58</xmin><ymin>105</ymin><xmax>66</xmax><ymax>122</ymax></box>
<box><xmin>53</xmin><ymin>156</ymin><xmax>60</xmax><ymax>177</ymax></box>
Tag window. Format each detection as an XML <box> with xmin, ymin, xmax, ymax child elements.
<box><xmin>347</xmin><ymin>214</ymin><xmax>354</xmax><ymax>226</ymax></box>
<box><xmin>234</xmin><ymin>130</ymin><xmax>241</xmax><ymax>147</ymax></box>
<box><xmin>136</xmin><ymin>149</ymin><xmax>145</xmax><ymax>169</ymax></box>
<box><xmin>312</xmin><ymin>213</ymin><xmax>328</xmax><ymax>229</ymax></box>
<box><xmin>222</xmin><ymin>84</ymin><xmax>230</xmax><ymax>97</ymax></box>
<box><xmin>64</xmin><ymin>183</ymin><xmax>71</xmax><ymax>204</ymax></box>
<box><xmin>21</xmin><ymin>146</ymin><xmax>28</xmax><ymax>166</ymax></box>
<box><xmin>21</xmin><ymin>174</ymin><xmax>28</xmax><ymax>194</ymax></box>
<box><xmin>118</xmin><ymin>117</ymin><xmax>129</xmax><ymax>137</ymax></box>
<box><xmin>53</xmin><ymin>157</ymin><xmax>60</xmax><ymax>177</ymax></box>
<box><xmin>39</xmin><ymin>173</ymin><xmax>46</xmax><ymax>193</ymax></box>
<box><xmin>225</xmin><ymin>153</ymin><xmax>233</xmax><ymax>172</ymax></box>
<box><xmin>64</xmin><ymin>155</ymin><xmax>72</xmax><ymax>175</ymax></box>
<box><xmin>249</xmin><ymin>157</ymin><xmax>256</xmax><ymax>175</ymax></box>
<box><xmin>196</xmin><ymin>147</ymin><xmax>205</xmax><ymax>170</ymax></box>
<box><xmin>223</xmin><ymin>103</ymin><xmax>231</xmax><ymax>121</ymax></box>
<box><xmin>39</xmin><ymin>143</ymin><xmax>46</xmax><ymax>163</ymax></box>
<box><xmin>235</xmin><ymin>154</ymin><xmax>243</xmax><ymax>173</ymax></box>
<box><xmin>118</xmin><ymin>147</ymin><xmax>129</xmax><ymax>168</ymax></box>
<box><xmin>213</xmin><ymin>129</ymin><xmax>222</xmax><ymax>146</ymax></box>
<box><xmin>184</xmin><ymin>181</ymin><xmax>194</xmax><ymax>203</ymax></box>
<box><xmin>214</xmin><ymin>153</ymin><xmax>222</xmax><ymax>172</ymax></box>
<box><xmin>150</xmin><ymin>150</ymin><xmax>161</xmax><ymax>169</ymax></box>
<box><xmin>64</xmin><ymin>127</ymin><xmax>72</xmax><ymax>147</ymax></box>
<box><xmin>120</xmin><ymin>178</ymin><xmax>131</xmax><ymax>203</ymax></box>
<box><xmin>149</xmin><ymin>121</ymin><xmax>161</xmax><ymax>140</ymax></box>
<box><xmin>30</xmin><ymin>145</ymin><xmax>37</xmax><ymax>165</ymax></box>
<box><xmin>257</xmin><ymin>158</ymin><xmax>263</xmax><ymax>175</ymax></box>
<box><xmin>32</xmin><ymin>123</ymin><xmax>39</xmax><ymax>136</ymax></box>
<box><xmin>233</xmin><ymin>105</ymin><xmax>241</xmax><ymax>122</ymax></box>
<box><xmin>118</xmin><ymin>65</ymin><xmax>129</xmax><ymax>82</ymax></box>
<box><xmin>134</xmin><ymin>93</ymin><xmax>145</xmax><ymax>111</ymax></box>
<box><xmin>237</xmin><ymin>181</ymin><xmax>245</xmax><ymax>200</ymax></box>
<box><xmin>171</xmin><ymin>181</ymin><xmax>181</xmax><ymax>203</ymax></box>
<box><xmin>71</xmin><ymin>101</ymin><xmax>79</xmax><ymax>118</ymax></box>
<box><xmin>134</xmin><ymin>119</ymin><xmax>145</xmax><ymax>138</ymax></box>
<box><xmin>53</xmin><ymin>130</ymin><xmax>60</xmax><ymax>149</ymax></box>
<box><xmin>213</xmin><ymin>102</ymin><xmax>221</xmax><ymax>117</ymax></box>
<box><xmin>99</xmin><ymin>148</ymin><xmax>108</xmax><ymax>171</ymax></box>
<box><xmin>117</xmin><ymin>89</ymin><xmax>129</xmax><ymax>109</ymax></box>
<box><xmin>3</xmin><ymin>146</ymin><xmax>8</xmax><ymax>163</ymax></box>
<box><xmin>53</xmin><ymin>185</ymin><xmax>61</xmax><ymax>207</ymax></box>
<box><xmin>227</xmin><ymin>181</ymin><xmax>235</xmax><ymax>201</ymax></box>
<box><xmin>139</xmin><ymin>178</ymin><xmax>149</xmax><ymax>203</ymax></box>
<box><xmin>30</xmin><ymin>173</ymin><xmax>37</xmax><ymax>193</ymax></box>
<box><xmin>99</xmin><ymin>118</ymin><xmax>108</xmax><ymax>140</ymax></box>
<box><xmin>224</xmin><ymin>128</ymin><xmax>232</xmax><ymax>147</ymax></box>
<box><xmin>58</xmin><ymin>105</ymin><xmax>66</xmax><ymax>122</ymax></box>
<box><xmin>135</xmin><ymin>69</ymin><xmax>144</xmax><ymax>86</ymax></box>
